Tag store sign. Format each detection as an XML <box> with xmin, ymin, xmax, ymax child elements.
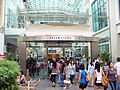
<box><xmin>48</xmin><ymin>50</ymin><xmax>56</xmax><ymax>53</ymax></box>
<box><xmin>46</xmin><ymin>36</ymin><xmax>75</xmax><ymax>40</ymax></box>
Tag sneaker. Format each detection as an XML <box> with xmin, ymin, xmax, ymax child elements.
<box><xmin>71</xmin><ymin>84</ymin><xmax>73</xmax><ymax>87</ymax></box>
<box><xmin>52</xmin><ymin>82</ymin><xmax>56</xmax><ymax>87</ymax></box>
<box><xmin>64</xmin><ymin>86</ymin><xmax>66</xmax><ymax>89</ymax></box>
<box><xmin>76</xmin><ymin>83</ymin><xmax>78</xmax><ymax>85</ymax></box>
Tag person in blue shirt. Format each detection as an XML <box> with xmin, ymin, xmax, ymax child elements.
<box><xmin>78</xmin><ymin>63</ymin><xmax>88</xmax><ymax>90</ymax></box>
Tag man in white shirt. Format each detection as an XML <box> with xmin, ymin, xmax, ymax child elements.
<box><xmin>94</xmin><ymin>56</ymin><xmax>101</xmax><ymax>67</ymax></box>
<box><xmin>114</xmin><ymin>57</ymin><xmax>120</xmax><ymax>90</ymax></box>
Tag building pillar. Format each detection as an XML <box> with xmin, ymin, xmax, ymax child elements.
<box><xmin>17</xmin><ymin>41</ymin><xmax>26</xmax><ymax>74</ymax></box>
<box><xmin>88</xmin><ymin>42</ymin><xmax>91</xmax><ymax>63</ymax></box>
<box><xmin>109</xmin><ymin>0</ymin><xmax>118</xmax><ymax>62</ymax></box>
<box><xmin>46</xmin><ymin>47</ymin><xmax>48</xmax><ymax>58</ymax></box>
<box><xmin>0</xmin><ymin>33</ymin><xmax>4</xmax><ymax>55</ymax></box>
<box><xmin>91</xmin><ymin>41</ymin><xmax>99</xmax><ymax>61</ymax></box>
<box><xmin>63</xmin><ymin>47</ymin><xmax>65</xmax><ymax>57</ymax></box>
<box><xmin>0</xmin><ymin>0</ymin><xmax>5</xmax><ymax>55</ymax></box>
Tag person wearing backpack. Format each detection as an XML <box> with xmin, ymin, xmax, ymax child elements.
<box><xmin>78</xmin><ymin>63</ymin><xmax>88</xmax><ymax>90</ymax></box>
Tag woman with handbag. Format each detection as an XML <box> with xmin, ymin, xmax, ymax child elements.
<box><xmin>64</xmin><ymin>61</ymin><xmax>71</xmax><ymax>89</ymax></box>
<box><xmin>103</xmin><ymin>62</ymin><xmax>109</xmax><ymax>90</ymax></box>
<box><xmin>94</xmin><ymin>62</ymin><xmax>104</xmax><ymax>90</ymax></box>
<box><xmin>106</xmin><ymin>62</ymin><xmax>117</xmax><ymax>90</ymax></box>
<box><xmin>78</xmin><ymin>64</ymin><xmax>88</xmax><ymax>90</ymax></box>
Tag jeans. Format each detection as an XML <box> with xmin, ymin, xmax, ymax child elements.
<box><xmin>116</xmin><ymin>77</ymin><xmax>120</xmax><ymax>90</ymax></box>
<box><xmin>36</xmin><ymin>67</ymin><xmax>40</xmax><ymax>76</ymax></box>
<box><xmin>57</xmin><ymin>73</ymin><xmax>61</xmax><ymax>84</ymax></box>
<box><xmin>109</xmin><ymin>81</ymin><xmax>116</xmax><ymax>90</ymax></box>
<box><xmin>60</xmin><ymin>73</ymin><xmax>65</xmax><ymax>86</ymax></box>
<box><xmin>70</xmin><ymin>75</ymin><xmax>74</xmax><ymax>84</ymax></box>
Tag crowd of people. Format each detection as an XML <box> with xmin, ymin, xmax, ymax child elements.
<box><xmin>47</xmin><ymin>56</ymin><xmax>120</xmax><ymax>90</ymax></box>
<box><xmin>25</xmin><ymin>55</ymin><xmax>120</xmax><ymax>90</ymax></box>
<box><xmin>26</xmin><ymin>55</ymin><xmax>46</xmax><ymax>78</ymax></box>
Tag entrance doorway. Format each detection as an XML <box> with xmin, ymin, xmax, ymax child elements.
<box><xmin>48</xmin><ymin>54</ymin><xmax>59</xmax><ymax>59</ymax></box>
<box><xmin>17</xmin><ymin>35</ymin><xmax>99</xmax><ymax>74</ymax></box>
<box><xmin>26</xmin><ymin>42</ymin><xmax>91</xmax><ymax>63</ymax></box>
<box><xmin>48</xmin><ymin>47</ymin><xmax>62</xmax><ymax>58</ymax></box>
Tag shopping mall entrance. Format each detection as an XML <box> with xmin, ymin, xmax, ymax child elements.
<box><xmin>26</xmin><ymin>41</ymin><xmax>91</xmax><ymax>62</ymax></box>
<box><xmin>17</xmin><ymin>35</ymin><xmax>99</xmax><ymax>73</ymax></box>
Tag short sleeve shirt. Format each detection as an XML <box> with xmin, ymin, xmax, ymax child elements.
<box><xmin>79</xmin><ymin>70</ymin><xmax>87</xmax><ymax>84</ymax></box>
<box><xmin>107</xmin><ymin>68</ymin><xmax>117</xmax><ymax>81</ymax></box>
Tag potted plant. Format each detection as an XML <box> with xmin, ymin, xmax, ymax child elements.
<box><xmin>5</xmin><ymin>52</ymin><xmax>14</xmax><ymax>61</ymax></box>
<box><xmin>0</xmin><ymin>60</ymin><xmax>20</xmax><ymax>90</ymax></box>
<box><xmin>100</xmin><ymin>51</ymin><xmax>112</xmax><ymax>65</ymax></box>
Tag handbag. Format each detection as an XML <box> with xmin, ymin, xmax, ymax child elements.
<box><xmin>86</xmin><ymin>73</ymin><xmax>90</xmax><ymax>82</ymax></box>
<box><xmin>102</xmin><ymin>75</ymin><xmax>109</xmax><ymax>86</ymax></box>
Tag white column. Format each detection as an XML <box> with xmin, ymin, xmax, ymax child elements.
<box><xmin>88</xmin><ymin>42</ymin><xmax>91</xmax><ymax>63</ymax></box>
<box><xmin>109</xmin><ymin>0</ymin><xmax>118</xmax><ymax>62</ymax></box>
<box><xmin>0</xmin><ymin>33</ymin><xmax>4</xmax><ymax>55</ymax></box>
<box><xmin>0</xmin><ymin>0</ymin><xmax>5</xmax><ymax>55</ymax></box>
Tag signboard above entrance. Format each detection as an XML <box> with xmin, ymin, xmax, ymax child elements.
<box><xmin>43</xmin><ymin>36</ymin><xmax>75</xmax><ymax>41</ymax></box>
<box><xmin>48</xmin><ymin>50</ymin><xmax>57</xmax><ymax>53</ymax></box>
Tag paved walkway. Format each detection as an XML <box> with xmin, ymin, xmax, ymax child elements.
<box><xmin>37</xmin><ymin>79</ymin><xmax>94</xmax><ymax>90</ymax></box>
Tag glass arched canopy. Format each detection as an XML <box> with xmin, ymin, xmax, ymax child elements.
<box><xmin>20</xmin><ymin>0</ymin><xmax>90</xmax><ymax>24</ymax></box>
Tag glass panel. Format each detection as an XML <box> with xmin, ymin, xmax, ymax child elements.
<box><xmin>22</xmin><ymin>0</ymin><xmax>90</xmax><ymax>24</ymax></box>
<box><xmin>92</xmin><ymin>0</ymin><xmax>108</xmax><ymax>32</ymax></box>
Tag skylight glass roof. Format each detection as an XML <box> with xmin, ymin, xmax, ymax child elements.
<box><xmin>20</xmin><ymin>0</ymin><xmax>89</xmax><ymax>24</ymax></box>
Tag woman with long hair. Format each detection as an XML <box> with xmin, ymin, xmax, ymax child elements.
<box><xmin>106</xmin><ymin>62</ymin><xmax>117</xmax><ymax>90</ymax></box>
<box><xmin>88</xmin><ymin>60</ymin><xmax>95</xmax><ymax>87</ymax></box>
<box><xmin>69</xmin><ymin>60</ymin><xmax>75</xmax><ymax>87</ymax></box>
<box><xmin>19</xmin><ymin>71</ymin><xmax>27</xmax><ymax>86</ymax></box>
<box><xmin>94</xmin><ymin>62</ymin><xmax>104</xmax><ymax>90</ymax></box>
<box><xmin>75</xmin><ymin>60</ymin><xmax>80</xmax><ymax>85</ymax></box>
<box><xmin>50</xmin><ymin>59</ymin><xmax>57</xmax><ymax>87</ymax></box>
<box><xmin>78</xmin><ymin>64</ymin><xmax>88</xmax><ymax>90</ymax></box>
<box><xmin>64</xmin><ymin>61</ymin><xmax>71</xmax><ymax>89</ymax></box>
<box><xmin>103</xmin><ymin>62</ymin><xmax>109</xmax><ymax>90</ymax></box>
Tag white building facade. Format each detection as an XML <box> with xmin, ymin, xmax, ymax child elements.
<box><xmin>0</xmin><ymin>0</ymin><xmax>26</xmax><ymax>56</ymax></box>
<box><xmin>90</xmin><ymin>0</ymin><xmax>120</xmax><ymax>61</ymax></box>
